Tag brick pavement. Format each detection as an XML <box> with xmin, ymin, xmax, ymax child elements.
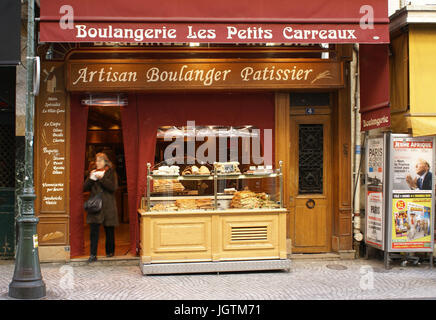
<box><xmin>0</xmin><ymin>258</ymin><xmax>435</xmax><ymax>300</ymax></box>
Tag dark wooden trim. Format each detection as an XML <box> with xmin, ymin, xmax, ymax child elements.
<box><xmin>331</xmin><ymin>53</ymin><xmax>353</xmax><ymax>251</ymax></box>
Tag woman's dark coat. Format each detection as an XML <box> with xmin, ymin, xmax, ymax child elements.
<box><xmin>83</xmin><ymin>168</ymin><xmax>119</xmax><ymax>226</ymax></box>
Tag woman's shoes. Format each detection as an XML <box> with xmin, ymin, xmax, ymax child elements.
<box><xmin>88</xmin><ymin>253</ymin><xmax>114</xmax><ymax>261</ymax></box>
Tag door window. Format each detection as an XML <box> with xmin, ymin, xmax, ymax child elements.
<box><xmin>298</xmin><ymin>124</ymin><xmax>323</xmax><ymax>194</ymax></box>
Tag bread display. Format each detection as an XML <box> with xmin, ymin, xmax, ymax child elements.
<box><xmin>175</xmin><ymin>199</ymin><xmax>197</xmax><ymax>210</ymax></box>
<box><xmin>214</xmin><ymin>161</ymin><xmax>241</xmax><ymax>174</ymax></box>
<box><xmin>175</xmin><ymin>199</ymin><xmax>214</xmax><ymax>210</ymax></box>
<box><xmin>195</xmin><ymin>198</ymin><xmax>214</xmax><ymax>210</ymax></box>
<box><xmin>151</xmin><ymin>202</ymin><xmax>178</xmax><ymax>211</ymax></box>
<box><xmin>182</xmin><ymin>165</ymin><xmax>210</xmax><ymax>175</ymax></box>
<box><xmin>230</xmin><ymin>190</ymin><xmax>262</xmax><ymax>209</ymax></box>
<box><xmin>224</xmin><ymin>188</ymin><xmax>237</xmax><ymax>194</ymax></box>
<box><xmin>198</xmin><ymin>166</ymin><xmax>210</xmax><ymax>175</ymax></box>
<box><xmin>181</xmin><ymin>167</ymin><xmax>192</xmax><ymax>175</ymax></box>
<box><xmin>230</xmin><ymin>190</ymin><xmax>279</xmax><ymax>209</ymax></box>
<box><xmin>153</xmin><ymin>165</ymin><xmax>180</xmax><ymax>176</ymax></box>
<box><xmin>182</xmin><ymin>165</ymin><xmax>197</xmax><ymax>175</ymax></box>
<box><xmin>152</xmin><ymin>179</ymin><xmax>185</xmax><ymax>193</ymax></box>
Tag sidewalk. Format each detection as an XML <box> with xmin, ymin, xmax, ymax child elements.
<box><xmin>1</xmin><ymin>258</ymin><xmax>435</xmax><ymax>300</ymax></box>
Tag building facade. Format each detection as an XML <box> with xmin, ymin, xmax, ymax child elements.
<box><xmin>33</xmin><ymin>0</ymin><xmax>390</xmax><ymax>263</ymax></box>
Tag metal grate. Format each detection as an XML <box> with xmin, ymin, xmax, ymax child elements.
<box><xmin>298</xmin><ymin>124</ymin><xmax>323</xmax><ymax>194</ymax></box>
<box><xmin>0</xmin><ymin>122</ymin><xmax>14</xmax><ymax>188</ymax></box>
<box><xmin>231</xmin><ymin>226</ymin><xmax>268</xmax><ymax>241</ymax></box>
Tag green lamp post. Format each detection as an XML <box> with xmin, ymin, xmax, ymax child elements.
<box><xmin>8</xmin><ymin>0</ymin><xmax>46</xmax><ymax>299</ymax></box>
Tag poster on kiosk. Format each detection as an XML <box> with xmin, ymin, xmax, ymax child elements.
<box><xmin>365</xmin><ymin>135</ymin><xmax>387</xmax><ymax>250</ymax></box>
<box><xmin>386</xmin><ymin>134</ymin><xmax>435</xmax><ymax>253</ymax></box>
<box><xmin>365</xmin><ymin>133</ymin><xmax>435</xmax><ymax>254</ymax></box>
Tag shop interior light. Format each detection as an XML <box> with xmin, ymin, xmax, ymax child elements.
<box><xmin>45</xmin><ymin>44</ymin><xmax>54</xmax><ymax>60</ymax></box>
<box><xmin>156</xmin><ymin>125</ymin><xmax>260</xmax><ymax>138</ymax></box>
<box><xmin>189</xmin><ymin>42</ymin><xmax>200</xmax><ymax>47</ymax></box>
<box><xmin>81</xmin><ymin>94</ymin><xmax>128</xmax><ymax>107</ymax></box>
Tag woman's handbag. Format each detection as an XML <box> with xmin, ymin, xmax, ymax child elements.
<box><xmin>84</xmin><ymin>191</ymin><xmax>103</xmax><ymax>214</ymax></box>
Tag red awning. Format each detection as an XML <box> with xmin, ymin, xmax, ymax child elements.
<box><xmin>39</xmin><ymin>0</ymin><xmax>391</xmax><ymax>132</ymax></box>
<box><xmin>359</xmin><ymin>44</ymin><xmax>391</xmax><ymax>131</ymax></box>
<box><xmin>39</xmin><ymin>0</ymin><xmax>389</xmax><ymax>43</ymax></box>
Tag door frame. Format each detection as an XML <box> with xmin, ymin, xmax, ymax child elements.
<box><xmin>289</xmin><ymin>112</ymin><xmax>332</xmax><ymax>253</ymax></box>
<box><xmin>275</xmin><ymin>86</ymin><xmax>353</xmax><ymax>253</ymax></box>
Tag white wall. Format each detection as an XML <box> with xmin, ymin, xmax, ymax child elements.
<box><xmin>389</xmin><ymin>0</ymin><xmax>436</xmax><ymax>16</ymax></box>
<box><xmin>389</xmin><ymin>0</ymin><xmax>401</xmax><ymax>15</ymax></box>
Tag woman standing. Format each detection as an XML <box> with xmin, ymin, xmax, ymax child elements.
<box><xmin>83</xmin><ymin>152</ymin><xmax>118</xmax><ymax>262</ymax></box>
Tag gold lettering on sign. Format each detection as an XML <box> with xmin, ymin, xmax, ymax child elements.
<box><xmin>145</xmin><ymin>65</ymin><xmax>232</xmax><ymax>86</ymax></box>
<box><xmin>73</xmin><ymin>67</ymin><xmax>138</xmax><ymax>85</ymax></box>
<box><xmin>67</xmin><ymin>60</ymin><xmax>343</xmax><ymax>91</ymax></box>
<box><xmin>240</xmin><ymin>66</ymin><xmax>313</xmax><ymax>81</ymax></box>
<box><xmin>37</xmin><ymin>62</ymin><xmax>67</xmax><ymax>211</ymax></box>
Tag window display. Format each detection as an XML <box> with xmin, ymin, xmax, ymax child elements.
<box><xmin>143</xmin><ymin>161</ymin><xmax>284</xmax><ymax>212</ymax></box>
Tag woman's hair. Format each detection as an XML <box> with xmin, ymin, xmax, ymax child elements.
<box><xmin>95</xmin><ymin>152</ymin><xmax>112</xmax><ymax>169</ymax></box>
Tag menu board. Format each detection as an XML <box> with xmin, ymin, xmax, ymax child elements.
<box><xmin>36</xmin><ymin>62</ymin><xmax>67</xmax><ymax>213</ymax></box>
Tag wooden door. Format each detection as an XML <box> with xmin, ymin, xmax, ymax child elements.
<box><xmin>289</xmin><ymin>114</ymin><xmax>332</xmax><ymax>253</ymax></box>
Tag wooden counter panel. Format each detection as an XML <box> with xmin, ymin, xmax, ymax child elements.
<box><xmin>139</xmin><ymin>209</ymin><xmax>288</xmax><ymax>264</ymax></box>
<box><xmin>218</xmin><ymin>214</ymin><xmax>279</xmax><ymax>260</ymax></box>
<box><xmin>142</xmin><ymin>215</ymin><xmax>212</xmax><ymax>262</ymax></box>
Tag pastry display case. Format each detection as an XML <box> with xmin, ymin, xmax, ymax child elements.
<box><xmin>138</xmin><ymin>161</ymin><xmax>290</xmax><ymax>275</ymax></box>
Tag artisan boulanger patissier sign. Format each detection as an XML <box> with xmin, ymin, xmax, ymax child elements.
<box><xmin>43</xmin><ymin>23</ymin><xmax>388</xmax><ymax>44</ymax></box>
<box><xmin>66</xmin><ymin>60</ymin><xmax>344</xmax><ymax>91</ymax></box>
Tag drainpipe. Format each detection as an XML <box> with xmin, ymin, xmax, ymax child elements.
<box><xmin>352</xmin><ymin>44</ymin><xmax>363</xmax><ymax>244</ymax></box>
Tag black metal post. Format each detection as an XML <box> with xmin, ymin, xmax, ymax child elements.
<box><xmin>8</xmin><ymin>0</ymin><xmax>46</xmax><ymax>299</ymax></box>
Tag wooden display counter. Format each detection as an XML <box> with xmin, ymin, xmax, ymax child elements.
<box><xmin>138</xmin><ymin>208</ymin><xmax>290</xmax><ymax>275</ymax></box>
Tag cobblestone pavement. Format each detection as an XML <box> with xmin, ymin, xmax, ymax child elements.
<box><xmin>0</xmin><ymin>259</ymin><xmax>435</xmax><ymax>300</ymax></box>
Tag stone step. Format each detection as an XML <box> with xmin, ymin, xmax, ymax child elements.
<box><xmin>289</xmin><ymin>253</ymin><xmax>342</xmax><ymax>261</ymax></box>
<box><xmin>67</xmin><ymin>256</ymin><xmax>140</xmax><ymax>266</ymax></box>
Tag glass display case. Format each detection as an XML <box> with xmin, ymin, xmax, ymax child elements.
<box><xmin>138</xmin><ymin>160</ymin><xmax>290</xmax><ymax>275</ymax></box>
<box><xmin>142</xmin><ymin>161</ymin><xmax>284</xmax><ymax>213</ymax></box>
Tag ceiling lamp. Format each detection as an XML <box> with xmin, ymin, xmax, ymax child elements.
<box><xmin>81</xmin><ymin>94</ymin><xmax>128</xmax><ymax>107</ymax></box>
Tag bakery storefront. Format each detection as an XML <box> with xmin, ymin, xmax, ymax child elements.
<box><xmin>35</xmin><ymin>0</ymin><xmax>390</xmax><ymax>272</ymax></box>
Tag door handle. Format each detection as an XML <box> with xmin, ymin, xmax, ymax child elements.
<box><xmin>306</xmin><ymin>199</ymin><xmax>315</xmax><ymax>209</ymax></box>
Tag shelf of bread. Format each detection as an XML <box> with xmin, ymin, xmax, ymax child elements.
<box><xmin>149</xmin><ymin>198</ymin><xmax>215</xmax><ymax>212</ymax></box>
<box><xmin>216</xmin><ymin>173</ymin><xmax>278</xmax><ymax>179</ymax></box>
<box><xmin>138</xmin><ymin>207</ymin><xmax>287</xmax><ymax>216</ymax></box>
<box><xmin>230</xmin><ymin>190</ymin><xmax>280</xmax><ymax>209</ymax></box>
<box><xmin>146</xmin><ymin>190</ymin><xmax>280</xmax><ymax>213</ymax></box>
<box><xmin>150</xmin><ymin>173</ymin><xmax>278</xmax><ymax>180</ymax></box>
<box><xmin>145</xmin><ymin>161</ymin><xmax>284</xmax><ymax>213</ymax></box>
<box><xmin>150</xmin><ymin>195</ymin><xmax>233</xmax><ymax>201</ymax></box>
<box><xmin>149</xmin><ymin>162</ymin><xmax>278</xmax><ymax>180</ymax></box>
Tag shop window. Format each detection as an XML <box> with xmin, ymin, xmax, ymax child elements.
<box><xmin>298</xmin><ymin>124</ymin><xmax>323</xmax><ymax>194</ymax></box>
<box><xmin>150</xmin><ymin>125</ymin><xmax>279</xmax><ymax>211</ymax></box>
<box><xmin>154</xmin><ymin>125</ymin><xmax>267</xmax><ymax>169</ymax></box>
<box><xmin>0</xmin><ymin>67</ymin><xmax>15</xmax><ymax>188</ymax></box>
<box><xmin>0</xmin><ymin>114</ymin><xmax>14</xmax><ymax>188</ymax></box>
